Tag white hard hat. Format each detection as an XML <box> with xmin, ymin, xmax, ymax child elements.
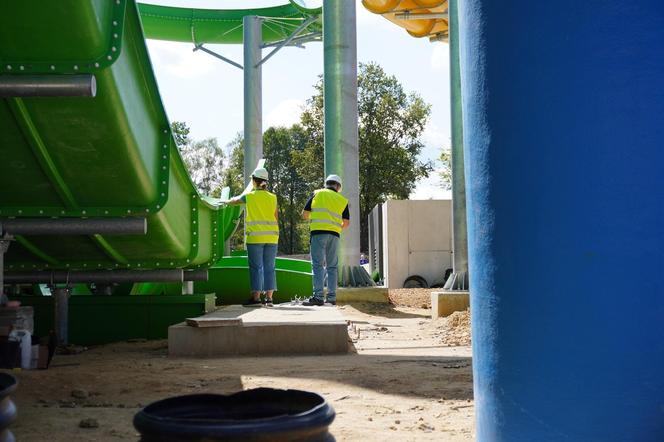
<box><xmin>325</xmin><ymin>174</ymin><xmax>342</xmax><ymax>186</ymax></box>
<box><xmin>252</xmin><ymin>167</ymin><xmax>269</xmax><ymax>180</ymax></box>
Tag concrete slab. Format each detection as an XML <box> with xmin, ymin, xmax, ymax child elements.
<box><xmin>169</xmin><ymin>304</ymin><xmax>349</xmax><ymax>357</ymax></box>
<box><xmin>431</xmin><ymin>290</ymin><xmax>470</xmax><ymax>319</ymax></box>
<box><xmin>337</xmin><ymin>287</ymin><xmax>389</xmax><ymax>303</ymax></box>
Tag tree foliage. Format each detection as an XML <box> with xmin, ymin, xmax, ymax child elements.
<box><xmin>222</xmin><ymin>132</ymin><xmax>245</xmax><ymax>197</ymax></box>
<box><xmin>439</xmin><ymin>147</ymin><xmax>452</xmax><ymax>191</ymax></box>
<box><xmin>171</xmin><ymin>121</ymin><xmax>225</xmax><ymax>196</ymax></box>
<box><xmin>263</xmin><ymin>125</ymin><xmax>312</xmax><ymax>254</ymax></box>
<box><xmin>222</xmin><ymin>133</ymin><xmax>246</xmax><ymax>250</ymax></box>
<box><xmin>171</xmin><ymin>121</ymin><xmax>191</xmax><ymax>148</ymax></box>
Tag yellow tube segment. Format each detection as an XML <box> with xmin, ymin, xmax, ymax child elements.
<box><xmin>362</xmin><ymin>0</ymin><xmax>449</xmax><ymax>40</ymax></box>
<box><xmin>413</xmin><ymin>0</ymin><xmax>447</xmax><ymax>7</ymax></box>
<box><xmin>362</xmin><ymin>0</ymin><xmax>401</xmax><ymax>14</ymax></box>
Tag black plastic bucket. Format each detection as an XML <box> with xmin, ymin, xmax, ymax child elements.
<box><xmin>133</xmin><ymin>388</ymin><xmax>335</xmax><ymax>442</ymax></box>
<box><xmin>0</xmin><ymin>373</ymin><xmax>17</xmax><ymax>442</ymax></box>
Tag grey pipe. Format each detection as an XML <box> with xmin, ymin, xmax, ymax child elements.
<box><xmin>53</xmin><ymin>287</ymin><xmax>70</xmax><ymax>345</ymax></box>
<box><xmin>443</xmin><ymin>0</ymin><xmax>469</xmax><ymax>291</ymax></box>
<box><xmin>243</xmin><ymin>16</ymin><xmax>263</xmax><ymax>185</ymax></box>
<box><xmin>323</xmin><ymin>0</ymin><xmax>361</xmax><ymax>274</ymax></box>
<box><xmin>4</xmin><ymin>269</ymin><xmax>184</xmax><ymax>284</ymax></box>
<box><xmin>1</xmin><ymin>217</ymin><xmax>147</xmax><ymax>236</ymax></box>
<box><xmin>0</xmin><ymin>74</ymin><xmax>96</xmax><ymax>97</ymax></box>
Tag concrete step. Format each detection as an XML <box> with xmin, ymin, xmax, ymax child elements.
<box><xmin>169</xmin><ymin>304</ymin><xmax>349</xmax><ymax>357</ymax></box>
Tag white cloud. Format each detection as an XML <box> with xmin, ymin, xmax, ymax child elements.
<box><xmin>410</xmin><ymin>173</ymin><xmax>451</xmax><ymax>200</ymax></box>
<box><xmin>264</xmin><ymin>99</ymin><xmax>304</xmax><ymax>129</ymax></box>
<box><xmin>430</xmin><ymin>43</ymin><xmax>449</xmax><ymax>72</ymax></box>
<box><xmin>422</xmin><ymin>120</ymin><xmax>449</xmax><ymax>148</ymax></box>
<box><xmin>146</xmin><ymin>40</ymin><xmax>217</xmax><ymax>79</ymax></box>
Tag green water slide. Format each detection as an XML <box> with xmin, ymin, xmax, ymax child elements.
<box><xmin>0</xmin><ymin>0</ymin><xmax>320</xmax><ymax>275</ymax></box>
<box><xmin>138</xmin><ymin>1</ymin><xmax>322</xmax><ymax>44</ymax></box>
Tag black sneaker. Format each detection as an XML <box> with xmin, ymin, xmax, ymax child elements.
<box><xmin>302</xmin><ymin>297</ymin><xmax>324</xmax><ymax>306</ymax></box>
<box><xmin>243</xmin><ymin>298</ymin><xmax>262</xmax><ymax>307</ymax></box>
<box><xmin>325</xmin><ymin>300</ymin><xmax>336</xmax><ymax>306</ymax></box>
<box><xmin>264</xmin><ymin>298</ymin><xmax>274</xmax><ymax>307</ymax></box>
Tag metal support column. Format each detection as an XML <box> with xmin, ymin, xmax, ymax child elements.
<box><xmin>243</xmin><ymin>15</ymin><xmax>263</xmax><ymax>186</ymax></box>
<box><xmin>443</xmin><ymin>0</ymin><xmax>469</xmax><ymax>291</ymax></box>
<box><xmin>53</xmin><ymin>286</ymin><xmax>71</xmax><ymax>346</ymax></box>
<box><xmin>323</xmin><ymin>0</ymin><xmax>365</xmax><ymax>285</ymax></box>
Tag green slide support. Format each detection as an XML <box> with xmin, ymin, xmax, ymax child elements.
<box><xmin>11</xmin><ymin>294</ymin><xmax>216</xmax><ymax>345</ymax></box>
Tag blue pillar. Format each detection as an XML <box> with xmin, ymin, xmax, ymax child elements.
<box><xmin>459</xmin><ymin>1</ymin><xmax>664</xmax><ymax>440</ymax></box>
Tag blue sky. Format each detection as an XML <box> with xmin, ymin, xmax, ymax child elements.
<box><xmin>142</xmin><ymin>0</ymin><xmax>451</xmax><ymax>198</ymax></box>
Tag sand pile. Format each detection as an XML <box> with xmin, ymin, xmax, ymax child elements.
<box><xmin>441</xmin><ymin>308</ymin><xmax>471</xmax><ymax>346</ymax></box>
<box><xmin>388</xmin><ymin>288</ymin><xmax>435</xmax><ymax>308</ymax></box>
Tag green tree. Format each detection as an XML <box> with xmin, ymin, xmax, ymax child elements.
<box><xmin>171</xmin><ymin>121</ymin><xmax>191</xmax><ymax>148</ymax></box>
<box><xmin>180</xmin><ymin>138</ymin><xmax>225</xmax><ymax>196</ymax></box>
<box><xmin>300</xmin><ymin>62</ymin><xmax>433</xmax><ymax>251</ymax></box>
<box><xmin>223</xmin><ymin>133</ymin><xmax>246</xmax><ymax>250</ymax></box>
<box><xmin>223</xmin><ymin>132</ymin><xmax>245</xmax><ymax>196</ymax></box>
<box><xmin>263</xmin><ymin>125</ymin><xmax>312</xmax><ymax>254</ymax></box>
<box><xmin>170</xmin><ymin>121</ymin><xmax>225</xmax><ymax>196</ymax></box>
<box><xmin>439</xmin><ymin>147</ymin><xmax>452</xmax><ymax>191</ymax></box>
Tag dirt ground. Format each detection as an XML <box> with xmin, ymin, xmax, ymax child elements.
<box><xmin>10</xmin><ymin>297</ymin><xmax>474</xmax><ymax>441</ymax></box>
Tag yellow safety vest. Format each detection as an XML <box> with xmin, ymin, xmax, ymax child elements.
<box><xmin>245</xmin><ymin>190</ymin><xmax>279</xmax><ymax>244</ymax></box>
<box><xmin>309</xmin><ymin>188</ymin><xmax>348</xmax><ymax>234</ymax></box>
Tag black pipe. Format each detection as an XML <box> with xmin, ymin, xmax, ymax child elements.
<box><xmin>0</xmin><ymin>74</ymin><xmax>96</xmax><ymax>97</ymax></box>
<box><xmin>4</xmin><ymin>269</ymin><xmax>184</xmax><ymax>284</ymax></box>
<box><xmin>1</xmin><ymin>217</ymin><xmax>147</xmax><ymax>236</ymax></box>
<box><xmin>184</xmin><ymin>270</ymin><xmax>208</xmax><ymax>282</ymax></box>
<box><xmin>134</xmin><ymin>388</ymin><xmax>335</xmax><ymax>442</ymax></box>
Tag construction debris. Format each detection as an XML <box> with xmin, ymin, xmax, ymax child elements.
<box><xmin>441</xmin><ymin>308</ymin><xmax>471</xmax><ymax>346</ymax></box>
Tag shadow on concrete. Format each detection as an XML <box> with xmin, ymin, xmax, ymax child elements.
<box><xmin>345</xmin><ymin>302</ymin><xmax>430</xmax><ymax>319</ymax></box>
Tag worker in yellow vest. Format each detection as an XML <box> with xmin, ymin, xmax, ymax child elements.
<box><xmin>227</xmin><ymin>167</ymin><xmax>279</xmax><ymax>307</ymax></box>
<box><xmin>301</xmin><ymin>174</ymin><xmax>350</xmax><ymax>306</ymax></box>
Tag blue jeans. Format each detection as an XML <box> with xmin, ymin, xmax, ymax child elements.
<box><xmin>247</xmin><ymin>243</ymin><xmax>278</xmax><ymax>293</ymax></box>
<box><xmin>310</xmin><ymin>233</ymin><xmax>339</xmax><ymax>302</ymax></box>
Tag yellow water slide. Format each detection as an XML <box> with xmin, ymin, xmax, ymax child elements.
<box><xmin>362</xmin><ymin>0</ymin><xmax>448</xmax><ymax>40</ymax></box>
